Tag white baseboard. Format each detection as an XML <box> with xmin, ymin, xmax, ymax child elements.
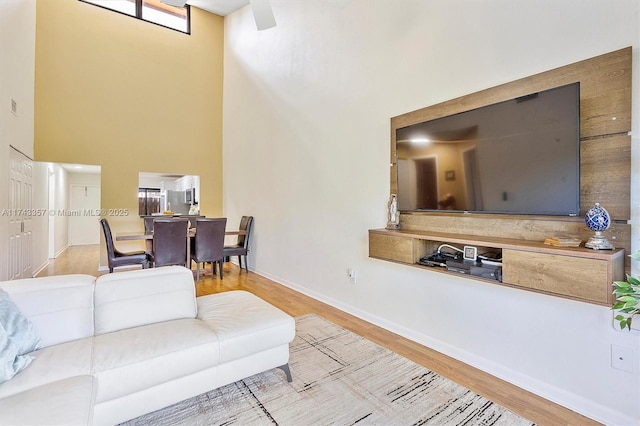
<box><xmin>32</xmin><ymin>261</ymin><xmax>49</xmax><ymax>277</ymax></box>
<box><xmin>52</xmin><ymin>244</ymin><xmax>69</xmax><ymax>259</ymax></box>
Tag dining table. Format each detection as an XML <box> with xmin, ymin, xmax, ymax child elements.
<box><xmin>116</xmin><ymin>229</ymin><xmax>247</xmax><ymax>268</ymax></box>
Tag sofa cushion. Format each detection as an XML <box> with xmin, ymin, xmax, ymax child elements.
<box><xmin>94</xmin><ymin>266</ymin><xmax>196</xmax><ymax>335</ymax></box>
<box><xmin>196</xmin><ymin>290</ymin><xmax>295</xmax><ymax>363</ymax></box>
<box><xmin>0</xmin><ymin>337</ymin><xmax>93</xmax><ymax>400</ymax></box>
<box><xmin>92</xmin><ymin>318</ymin><xmax>219</xmax><ymax>403</ymax></box>
<box><xmin>0</xmin><ymin>375</ymin><xmax>95</xmax><ymax>425</ymax></box>
<box><xmin>0</xmin><ymin>275</ymin><xmax>96</xmax><ymax>347</ymax></box>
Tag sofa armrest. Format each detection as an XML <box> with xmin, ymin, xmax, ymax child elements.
<box><xmin>94</xmin><ymin>266</ymin><xmax>196</xmax><ymax>335</ymax></box>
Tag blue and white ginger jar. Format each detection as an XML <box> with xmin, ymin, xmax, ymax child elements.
<box><xmin>584</xmin><ymin>203</ymin><xmax>610</xmax><ymax>232</ymax></box>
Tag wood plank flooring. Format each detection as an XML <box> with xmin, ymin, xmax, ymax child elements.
<box><xmin>37</xmin><ymin>244</ymin><xmax>600</xmax><ymax>426</ymax></box>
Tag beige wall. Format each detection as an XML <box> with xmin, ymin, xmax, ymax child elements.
<box><xmin>34</xmin><ymin>1</ymin><xmax>223</xmax><ymax>261</ymax></box>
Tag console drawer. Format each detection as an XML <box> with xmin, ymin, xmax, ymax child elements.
<box><xmin>369</xmin><ymin>232</ymin><xmax>429</xmax><ymax>264</ymax></box>
<box><xmin>502</xmin><ymin>249</ymin><xmax>609</xmax><ymax>303</ymax></box>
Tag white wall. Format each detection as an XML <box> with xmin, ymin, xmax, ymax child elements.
<box><xmin>0</xmin><ymin>0</ymin><xmax>36</xmax><ymax>281</ymax></box>
<box><xmin>223</xmin><ymin>1</ymin><xmax>640</xmax><ymax>424</ymax></box>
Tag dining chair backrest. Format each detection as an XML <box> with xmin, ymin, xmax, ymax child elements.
<box><xmin>100</xmin><ymin>218</ymin><xmax>149</xmax><ymax>273</ymax></box>
<box><xmin>237</xmin><ymin>215</ymin><xmax>253</xmax><ymax>249</ymax></box>
<box><xmin>145</xmin><ymin>216</ymin><xmax>192</xmax><ymax>233</ymax></box>
<box><xmin>101</xmin><ymin>218</ymin><xmax>117</xmax><ymax>258</ymax></box>
<box><xmin>222</xmin><ymin>216</ymin><xmax>254</xmax><ymax>272</ymax></box>
<box><xmin>153</xmin><ymin>218</ymin><xmax>189</xmax><ymax>268</ymax></box>
<box><xmin>193</xmin><ymin>218</ymin><xmax>227</xmax><ymax>263</ymax></box>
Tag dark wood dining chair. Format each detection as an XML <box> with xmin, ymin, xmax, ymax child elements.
<box><xmin>100</xmin><ymin>218</ymin><xmax>150</xmax><ymax>273</ymax></box>
<box><xmin>151</xmin><ymin>218</ymin><xmax>189</xmax><ymax>268</ymax></box>
<box><xmin>223</xmin><ymin>216</ymin><xmax>253</xmax><ymax>272</ymax></box>
<box><xmin>191</xmin><ymin>217</ymin><xmax>227</xmax><ymax>281</ymax></box>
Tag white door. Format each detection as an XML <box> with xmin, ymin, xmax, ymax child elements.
<box><xmin>69</xmin><ymin>184</ymin><xmax>101</xmax><ymax>245</ymax></box>
<box><xmin>8</xmin><ymin>147</ymin><xmax>33</xmax><ymax>280</ymax></box>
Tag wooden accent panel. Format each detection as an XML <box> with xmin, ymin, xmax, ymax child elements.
<box><xmin>581</xmin><ymin>134</ymin><xmax>630</xmax><ymax>219</ymax></box>
<box><xmin>389</xmin><ymin>47</ymin><xmax>632</xmax><ymax>261</ymax></box>
<box><xmin>502</xmin><ymin>250</ymin><xmax>611</xmax><ymax>304</ymax></box>
<box><xmin>400</xmin><ymin>212</ymin><xmax>631</xmax><ymax>263</ymax></box>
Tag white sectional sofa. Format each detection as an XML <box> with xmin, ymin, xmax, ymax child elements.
<box><xmin>0</xmin><ymin>266</ymin><xmax>296</xmax><ymax>425</ymax></box>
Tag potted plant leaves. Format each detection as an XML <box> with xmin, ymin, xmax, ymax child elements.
<box><xmin>612</xmin><ymin>252</ymin><xmax>640</xmax><ymax>331</ymax></box>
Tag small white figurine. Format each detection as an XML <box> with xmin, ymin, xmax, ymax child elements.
<box><xmin>387</xmin><ymin>194</ymin><xmax>400</xmax><ymax>229</ymax></box>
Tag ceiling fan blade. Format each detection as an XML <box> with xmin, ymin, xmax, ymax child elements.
<box><xmin>160</xmin><ymin>0</ymin><xmax>187</xmax><ymax>7</ymax></box>
<box><xmin>249</xmin><ymin>0</ymin><xmax>276</xmax><ymax>31</ymax></box>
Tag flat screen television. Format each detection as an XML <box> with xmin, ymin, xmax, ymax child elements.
<box><xmin>395</xmin><ymin>82</ymin><xmax>580</xmax><ymax>216</ymax></box>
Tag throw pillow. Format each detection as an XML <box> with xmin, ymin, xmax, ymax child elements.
<box><xmin>0</xmin><ymin>322</ymin><xmax>33</xmax><ymax>383</ymax></box>
<box><xmin>0</xmin><ymin>289</ymin><xmax>41</xmax><ymax>355</ymax></box>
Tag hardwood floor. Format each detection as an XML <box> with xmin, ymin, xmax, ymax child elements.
<box><xmin>37</xmin><ymin>245</ymin><xmax>600</xmax><ymax>426</ymax></box>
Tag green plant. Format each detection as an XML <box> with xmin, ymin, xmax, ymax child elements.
<box><xmin>612</xmin><ymin>252</ymin><xmax>640</xmax><ymax>331</ymax></box>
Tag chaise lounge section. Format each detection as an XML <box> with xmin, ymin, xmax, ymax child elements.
<box><xmin>0</xmin><ymin>266</ymin><xmax>296</xmax><ymax>425</ymax></box>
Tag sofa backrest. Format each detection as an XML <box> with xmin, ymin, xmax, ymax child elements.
<box><xmin>94</xmin><ymin>266</ymin><xmax>197</xmax><ymax>335</ymax></box>
<box><xmin>0</xmin><ymin>275</ymin><xmax>96</xmax><ymax>347</ymax></box>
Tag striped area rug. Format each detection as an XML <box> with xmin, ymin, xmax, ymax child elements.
<box><xmin>123</xmin><ymin>314</ymin><xmax>534</xmax><ymax>425</ymax></box>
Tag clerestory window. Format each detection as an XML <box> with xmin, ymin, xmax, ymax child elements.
<box><xmin>80</xmin><ymin>0</ymin><xmax>190</xmax><ymax>34</ymax></box>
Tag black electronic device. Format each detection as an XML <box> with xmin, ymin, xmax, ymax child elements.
<box><xmin>470</xmin><ymin>264</ymin><xmax>502</xmax><ymax>282</ymax></box>
<box><xmin>445</xmin><ymin>259</ymin><xmax>476</xmax><ymax>274</ymax></box>
<box><xmin>395</xmin><ymin>82</ymin><xmax>580</xmax><ymax>216</ymax></box>
<box><xmin>418</xmin><ymin>250</ymin><xmax>459</xmax><ymax>268</ymax></box>
<box><xmin>446</xmin><ymin>258</ymin><xmax>502</xmax><ymax>282</ymax></box>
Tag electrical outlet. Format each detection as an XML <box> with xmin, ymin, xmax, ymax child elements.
<box><xmin>347</xmin><ymin>268</ymin><xmax>356</xmax><ymax>284</ymax></box>
<box><xmin>611</xmin><ymin>344</ymin><xmax>634</xmax><ymax>373</ymax></box>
